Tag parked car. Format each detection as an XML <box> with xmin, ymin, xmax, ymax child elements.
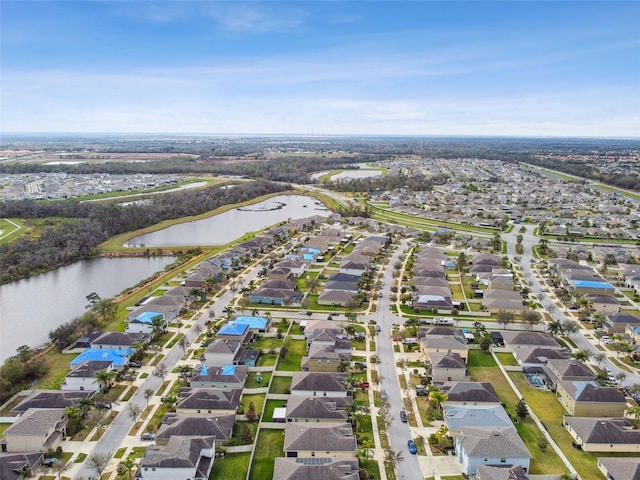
<box><xmin>408</xmin><ymin>439</ymin><xmax>417</xmax><ymax>454</ymax></box>
<box><xmin>400</xmin><ymin>410</ymin><xmax>408</xmax><ymax>422</ymax></box>
<box><xmin>354</xmin><ymin>361</ymin><xmax>367</xmax><ymax>369</ymax></box>
<box><xmin>128</xmin><ymin>362</ymin><xmax>142</xmax><ymax>368</ymax></box>
<box><xmin>42</xmin><ymin>458</ymin><xmax>61</xmax><ymax>467</ymax></box>
<box><xmin>381</xmin><ymin>389</ymin><xmax>387</xmax><ymax>400</ymax></box>
<box><xmin>375</xmin><ymin>325</ymin><xmax>381</xmax><ymax>333</ymax></box>
<box><xmin>141</xmin><ymin>432</ymin><xmax>155</xmax><ymax>441</ymax></box>
<box><xmin>359</xmin><ymin>381</ymin><xmax>370</xmax><ymax>389</ymax></box>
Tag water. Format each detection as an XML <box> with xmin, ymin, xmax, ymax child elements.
<box><xmin>0</xmin><ymin>256</ymin><xmax>175</xmax><ymax>362</ymax></box>
<box><xmin>125</xmin><ymin>195</ymin><xmax>330</xmax><ymax>247</ymax></box>
<box><xmin>330</xmin><ymin>170</ymin><xmax>382</xmax><ymax>180</ymax></box>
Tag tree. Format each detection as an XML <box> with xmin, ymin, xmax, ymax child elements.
<box><xmin>118</xmin><ymin>457</ymin><xmax>137</xmax><ymax>480</ymax></box>
<box><xmin>563</xmin><ymin>320</ymin><xmax>580</xmax><ymax>336</ymax></box>
<box><xmin>151</xmin><ymin>316</ymin><xmax>166</xmax><ymax>340</ymax></box>
<box><xmin>615</xmin><ymin>371</ymin><xmax>627</xmax><ymax>385</ymax></box>
<box><xmin>153</xmin><ymin>363</ymin><xmax>168</xmax><ymax>381</ymax></box>
<box><xmin>16</xmin><ymin>345</ymin><xmax>34</xmax><ymax>367</ymax></box>
<box><xmin>86</xmin><ymin>451</ymin><xmax>112</xmax><ymax>480</ymax></box>
<box><xmin>307</xmin><ymin>277</ymin><xmax>320</xmax><ymax>293</ymax></box>
<box><xmin>177</xmin><ymin>335</ymin><xmax>189</xmax><ymax>354</ymax></box>
<box><xmin>546</xmin><ymin>320</ymin><xmax>564</xmax><ymax>338</ymax></box>
<box><xmin>627</xmin><ymin>406</ymin><xmax>640</xmax><ymax>427</ymax></box>
<box><xmin>41</xmin><ymin>459</ymin><xmax>71</xmax><ymax>480</ymax></box>
<box><xmin>472</xmin><ymin>321</ymin><xmax>486</xmax><ymax>336</ymax></box>
<box><xmin>66</xmin><ymin>405</ymin><xmax>84</xmax><ymax>437</ymax></box>
<box><xmin>434</xmin><ymin>424</ymin><xmax>449</xmax><ymax>451</ymax></box>
<box><xmin>95</xmin><ymin>369</ymin><xmax>116</xmax><ymax>389</ymax></box>
<box><xmin>223</xmin><ymin>306</ymin><xmax>235</xmax><ymax>320</ymax></box>
<box><xmin>144</xmin><ymin>388</ymin><xmax>154</xmax><ymax>406</ymax></box>
<box><xmin>480</xmin><ymin>336</ymin><xmax>492</xmax><ymax>351</ymax></box>
<box><xmin>515</xmin><ymin>399</ymin><xmax>528</xmax><ymax>418</ymax></box>
<box><xmin>127</xmin><ymin>402</ymin><xmax>142</xmax><ymax>422</ymax></box>
<box><xmin>522</xmin><ymin>310</ymin><xmax>542</xmax><ymax>330</ymax></box>
<box><xmin>573</xmin><ymin>349</ymin><xmax>591</xmax><ymax>362</ymax></box>
<box><xmin>594</xmin><ymin>351</ymin><xmax>607</xmax><ymax>368</ymax></box>
<box><xmin>497</xmin><ymin>310</ymin><xmax>514</xmax><ymax>330</ymax></box>
<box><xmin>240</xmin><ymin>425</ymin><xmax>253</xmax><ymax>443</ymax></box>
<box><xmin>428</xmin><ymin>387</ymin><xmax>448</xmax><ymax>416</ymax></box>
<box><xmin>246</xmin><ymin>401</ymin><xmax>257</xmax><ymax>421</ymax></box>
<box><xmin>456</xmin><ymin>252</ymin><xmax>468</xmax><ymax>272</ymax></box>
<box><xmin>384</xmin><ymin>447</ymin><xmax>404</xmax><ymax>470</ymax></box>
<box><xmin>537</xmin><ymin>437</ymin><xmax>548</xmax><ymax>450</ymax></box>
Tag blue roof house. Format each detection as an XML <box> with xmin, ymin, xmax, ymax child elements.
<box><xmin>70</xmin><ymin>348</ymin><xmax>133</xmax><ymax>370</ymax></box>
<box><xmin>233</xmin><ymin>316</ymin><xmax>270</xmax><ymax>333</ymax></box>
<box><xmin>570</xmin><ymin>280</ymin><xmax>615</xmax><ymax>295</ymax></box>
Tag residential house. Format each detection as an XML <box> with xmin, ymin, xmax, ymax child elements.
<box><xmin>70</xmin><ymin>348</ymin><xmax>133</xmax><ymax>370</ymax></box>
<box><xmin>483</xmin><ymin>290</ymin><xmax>526</xmax><ymax>313</ymax></box>
<box><xmin>454</xmin><ymin>427</ymin><xmax>531</xmax><ymax>476</ymax></box>
<box><xmin>0</xmin><ymin>409</ymin><xmax>66</xmax><ymax>453</ymax></box>
<box><xmin>184</xmin><ymin>265</ymin><xmax>224</xmax><ymax>289</ymax></box>
<box><xmin>290</xmin><ymin>373</ymin><xmax>349</xmax><ymax>397</ymax></box>
<box><xmin>285</xmin><ymin>396</ymin><xmax>350</xmax><ymax>423</ymax></box>
<box><xmin>556</xmin><ymin>381</ymin><xmax>627</xmax><ymax>417</ymax></box>
<box><xmin>413</xmin><ymin>294</ymin><xmax>454</xmax><ymax>312</ymax></box>
<box><xmin>90</xmin><ymin>331</ymin><xmax>150</xmax><ymax>350</ymax></box>
<box><xmin>542</xmin><ymin>359</ymin><xmax>595</xmax><ymax>392</ymax></box>
<box><xmin>273</xmin><ymin>458</ymin><xmax>359</xmax><ymax>480</ymax></box>
<box><xmin>585</xmin><ymin>294</ymin><xmax>620</xmax><ymax>315</ymax></box>
<box><xmin>302</xmin><ymin>343</ymin><xmax>350</xmax><ymax>373</ymax></box>
<box><xmin>563</xmin><ymin>417</ymin><xmax>640</xmax><ymax>453</ymax></box>
<box><xmin>512</xmin><ymin>347</ymin><xmax>570</xmax><ymax>367</ymax></box>
<box><xmin>284</xmin><ymin>423</ymin><xmax>356</xmax><ymax>458</ymax></box>
<box><xmin>175</xmin><ymin>388</ymin><xmax>242</xmax><ymax>415</ymax></box>
<box><xmin>476</xmin><ymin>465</ymin><xmax>529</xmax><ymax>480</ymax></box>
<box><xmin>441</xmin><ymin>382</ymin><xmax>501</xmax><ymax>406</ymax></box>
<box><xmin>155</xmin><ymin>413</ymin><xmax>234</xmax><ymax>448</ymax></box>
<box><xmin>429</xmin><ymin>352</ymin><xmax>470</xmax><ymax>383</ymax></box>
<box><xmin>135</xmin><ymin>436</ymin><xmax>215</xmax><ymax>480</ymax></box>
<box><xmin>248</xmin><ymin>287</ymin><xmax>303</xmax><ymax>306</ymax></box>
<box><xmin>189</xmin><ymin>364</ymin><xmax>249</xmax><ymax>389</ymax></box>
<box><xmin>232</xmin><ymin>316</ymin><xmax>270</xmax><ymax>333</ymax></box>
<box><xmin>597</xmin><ymin>457</ymin><xmax>640</xmax><ymax>480</ymax></box>
<box><xmin>126</xmin><ymin>311</ymin><xmax>170</xmax><ymax>335</ymax></box>
<box><xmin>61</xmin><ymin>360</ymin><xmax>113</xmax><ymax>391</ymax></box>
<box><xmin>443</xmin><ymin>404</ymin><xmax>513</xmax><ymax>435</ymax></box>
<box><xmin>11</xmin><ymin>390</ymin><xmax>94</xmax><ymax>415</ymax></box>
<box><xmin>317</xmin><ymin>290</ymin><xmax>355</xmax><ymax>307</ymax></box>
<box><xmin>420</xmin><ymin>328</ymin><xmax>469</xmax><ymax>361</ymax></box>
<box><xmin>604</xmin><ymin>312</ymin><xmax>640</xmax><ymax>334</ymax></box>
<box><xmin>501</xmin><ymin>332</ymin><xmax>562</xmax><ymax>350</ymax></box>
<box><xmin>0</xmin><ymin>453</ymin><xmax>44</xmax><ymax>480</ymax></box>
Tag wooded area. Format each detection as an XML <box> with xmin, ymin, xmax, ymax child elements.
<box><xmin>0</xmin><ymin>180</ymin><xmax>289</xmax><ymax>284</ymax></box>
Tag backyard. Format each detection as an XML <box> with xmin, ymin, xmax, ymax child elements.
<box><xmin>248</xmin><ymin>429</ymin><xmax>285</xmax><ymax>480</ymax></box>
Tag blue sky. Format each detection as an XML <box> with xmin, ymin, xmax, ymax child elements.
<box><xmin>2</xmin><ymin>1</ymin><xmax>639</xmax><ymax>137</ymax></box>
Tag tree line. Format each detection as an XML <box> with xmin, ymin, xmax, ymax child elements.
<box><xmin>0</xmin><ymin>180</ymin><xmax>289</xmax><ymax>284</ymax></box>
<box><xmin>323</xmin><ymin>173</ymin><xmax>448</xmax><ymax>193</ymax></box>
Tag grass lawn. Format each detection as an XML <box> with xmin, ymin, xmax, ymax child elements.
<box><xmin>360</xmin><ymin>459</ymin><xmax>381</xmax><ymax>480</ymax></box>
<box><xmin>275</xmin><ymin>339</ymin><xmax>306</xmax><ymax>371</ymax></box>
<box><xmin>263</xmin><ymin>399</ymin><xmax>287</xmax><ymax>422</ymax></box>
<box><xmin>468</xmin><ymin>366</ymin><xmax>567</xmax><ymax>476</ymax></box>
<box><xmin>257</xmin><ymin>352</ymin><xmax>278</xmax><ymax>367</ymax></box>
<box><xmin>495</xmin><ymin>352</ymin><xmax>519</xmax><ymax>366</ymax></box>
<box><xmin>268</xmin><ymin>376</ymin><xmax>292</xmax><ymax>394</ymax></box>
<box><xmin>253</xmin><ymin>337</ymin><xmax>284</xmax><ymax>349</ymax></box>
<box><xmin>31</xmin><ymin>348</ymin><xmax>72</xmax><ymax>390</ymax></box>
<box><xmin>226</xmin><ymin>421</ymin><xmax>259</xmax><ymax>446</ymax></box>
<box><xmin>248</xmin><ymin>429</ymin><xmax>285</xmax><ymax>480</ymax></box>
<box><xmin>246</xmin><ymin>371</ymin><xmax>272</xmax><ymax>387</ymax></box>
<box><xmin>240</xmin><ymin>393</ymin><xmax>265</xmax><ymax>417</ymax></box>
<box><xmin>466</xmin><ymin>349</ymin><xmax>497</xmax><ymax>367</ymax></box>
<box><xmin>415</xmin><ymin>397</ymin><xmax>432</xmax><ymax>426</ymax></box>
<box><xmin>208</xmin><ymin>452</ymin><xmax>251</xmax><ymax>480</ymax></box>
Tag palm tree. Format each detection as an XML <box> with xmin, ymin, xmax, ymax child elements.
<box><xmin>94</xmin><ymin>369</ymin><xmax>116</xmax><ymax>390</ymax></box>
<box><xmin>384</xmin><ymin>447</ymin><xmax>404</xmax><ymax>470</ymax></box>
<box><xmin>546</xmin><ymin>320</ymin><xmax>564</xmax><ymax>338</ymax></box>
<box><xmin>223</xmin><ymin>306</ymin><xmax>235</xmax><ymax>320</ymax></box>
<box><xmin>562</xmin><ymin>320</ymin><xmax>580</xmax><ymax>337</ymax></box>
<box><xmin>627</xmin><ymin>406</ymin><xmax>640</xmax><ymax>427</ymax></box>
<box><xmin>151</xmin><ymin>316</ymin><xmax>166</xmax><ymax>340</ymax></box>
<box><xmin>428</xmin><ymin>387</ymin><xmax>448</xmax><ymax>417</ymax></box>
<box><xmin>119</xmin><ymin>457</ymin><xmax>137</xmax><ymax>480</ymax></box>
<box><xmin>573</xmin><ymin>349</ymin><xmax>592</xmax><ymax>362</ymax></box>
<box><xmin>434</xmin><ymin>424</ymin><xmax>449</xmax><ymax>451</ymax></box>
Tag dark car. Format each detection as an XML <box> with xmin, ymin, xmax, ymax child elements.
<box><xmin>42</xmin><ymin>458</ymin><xmax>61</xmax><ymax>467</ymax></box>
<box><xmin>141</xmin><ymin>432</ymin><xmax>155</xmax><ymax>441</ymax></box>
<box><xmin>128</xmin><ymin>362</ymin><xmax>142</xmax><ymax>368</ymax></box>
<box><xmin>95</xmin><ymin>402</ymin><xmax>111</xmax><ymax>409</ymax></box>
<box><xmin>400</xmin><ymin>410</ymin><xmax>408</xmax><ymax>422</ymax></box>
<box><xmin>381</xmin><ymin>389</ymin><xmax>387</xmax><ymax>400</ymax></box>
<box><xmin>408</xmin><ymin>439</ymin><xmax>417</xmax><ymax>454</ymax></box>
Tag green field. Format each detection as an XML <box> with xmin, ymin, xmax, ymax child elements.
<box><xmin>248</xmin><ymin>429</ymin><xmax>285</xmax><ymax>480</ymax></box>
<box><xmin>208</xmin><ymin>452</ymin><xmax>251</xmax><ymax>480</ymax></box>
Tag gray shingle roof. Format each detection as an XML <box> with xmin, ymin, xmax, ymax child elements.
<box><xmin>565</xmin><ymin>417</ymin><xmax>640</xmax><ymax>445</ymax></box>
<box><xmin>290</xmin><ymin>373</ymin><xmax>348</xmax><ymax>393</ymax></box>
<box><xmin>286</xmin><ymin>396</ymin><xmax>350</xmax><ymax>421</ymax></box>
<box><xmin>273</xmin><ymin>458</ymin><xmax>359</xmax><ymax>480</ymax></box>
<box><xmin>455</xmin><ymin>427</ymin><xmax>531</xmax><ymax>459</ymax></box>
<box><xmin>597</xmin><ymin>457</ymin><xmax>640</xmax><ymax>480</ymax></box>
<box><xmin>442</xmin><ymin>382</ymin><xmax>501</xmax><ymax>404</ymax></box>
<box><xmin>140</xmin><ymin>436</ymin><xmax>214</xmax><ymax>469</ymax></box>
<box><xmin>4</xmin><ymin>409</ymin><xmax>65</xmax><ymax>436</ymax></box>
<box><xmin>12</xmin><ymin>390</ymin><xmax>94</xmax><ymax>414</ymax></box>
<box><xmin>284</xmin><ymin>423</ymin><xmax>356</xmax><ymax>453</ymax></box>
<box><xmin>155</xmin><ymin>413</ymin><xmax>234</xmax><ymax>442</ymax></box>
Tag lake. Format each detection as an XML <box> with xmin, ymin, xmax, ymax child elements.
<box><xmin>125</xmin><ymin>194</ymin><xmax>330</xmax><ymax>247</ymax></box>
<box><xmin>0</xmin><ymin>256</ymin><xmax>175</xmax><ymax>362</ymax></box>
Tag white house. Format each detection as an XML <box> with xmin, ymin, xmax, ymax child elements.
<box><xmin>135</xmin><ymin>436</ymin><xmax>214</xmax><ymax>480</ymax></box>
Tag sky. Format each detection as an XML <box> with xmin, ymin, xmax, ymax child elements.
<box><xmin>1</xmin><ymin>1</ymin><xmax>639</xmax><ymax>137</ymax></box>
